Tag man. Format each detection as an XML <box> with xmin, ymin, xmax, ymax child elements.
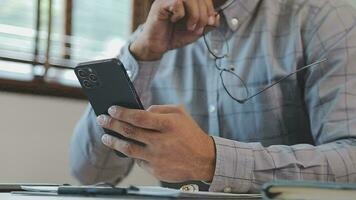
<box><xmin>70</xmin><ymin>0</ymin><xmax>356</xmax><ymax>193</ymax></box>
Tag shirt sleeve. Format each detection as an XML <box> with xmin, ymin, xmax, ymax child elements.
<box><xmin>70</xmin><ymin>25</ymin><xmax>162</xmax><ymax>184</ymax></box>
<box><xmin>209</xmin><ymin>1</ymin><xmax>356</xmax><ymax>193</ymax></box>
<box><xmin>70</xmin><ymin>105</ymin><xmax>135</xmax><ymax>185</ymax></box>
<box><xmin>117</xmin><ymin>35</ymin><xmax>162</xmax><ymax>108</ymax></box>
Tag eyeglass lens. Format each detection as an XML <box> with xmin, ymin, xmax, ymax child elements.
<box><xmin>220</xmin><ymin>69</ymin><xmax>249</xmax><ymax>103</ymax></box>
<box><xmin>203</xmin><ymin>13</ymin><xmax>327</xmax><ymax>104</ymax></box>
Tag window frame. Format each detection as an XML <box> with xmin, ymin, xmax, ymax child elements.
<box><xmin>0</xmin><ymin>0</ymin><xmax>152</xmax><ymax>99</ymax></box>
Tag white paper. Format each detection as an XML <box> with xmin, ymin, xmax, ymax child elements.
<box><xmin>21</xmin><ymin>185</ymin><xmax>262</xmax><ymax>199</ymax></box>
<box><xmin>131</xmin><ymin>186</ymin><xmax>262</xmax><ymax>199</ymax></box>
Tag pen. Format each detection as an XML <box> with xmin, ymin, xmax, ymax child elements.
<box><xmin>57</xmin><ymin>186</ymin><xmax>127</xmax><ymax>196</ymax></box>
<box><xmin>14</xmin><ymin>185</ymin><xmax>138</xmax><ymax>196</ymax></box>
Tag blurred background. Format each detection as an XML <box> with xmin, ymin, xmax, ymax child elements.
<box><xmin>0</xmin><ymin>0</ymin><xmax>158</xmax><ymax>186</ymax></box>
<box><xmin>0</xmin><ymin>0</ymin><xmax>355</xmax><ymax>186</ymax></box>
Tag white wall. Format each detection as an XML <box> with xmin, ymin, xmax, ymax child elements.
<box><xmin>0</xmin><ymin>91</ymin><xmax>159</xmax><ymax>186</ymax></box>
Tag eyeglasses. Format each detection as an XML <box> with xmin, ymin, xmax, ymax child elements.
<box><xmin>203</xmin><ymin>28</ymin><xmax>327</xmax><ymax>104</ymax></box>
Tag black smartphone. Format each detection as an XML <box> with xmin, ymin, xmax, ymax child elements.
<box><xmin>75</xmin><ymin>58</ymin><xmax>144</xmax><ymax>157</ymax></box>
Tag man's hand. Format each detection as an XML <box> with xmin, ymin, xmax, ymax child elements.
<box><xmin>96</xmin><ymin>105</ymin><xmax>216</xmax><ymax>183</ymax></box>
<box><xmin>130</xmin><ymin>0</ymin><xmax>220</xmax><ymax>61</ymax></box>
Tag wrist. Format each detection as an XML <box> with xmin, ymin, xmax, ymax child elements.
<box><xmin>195</xmin><ymin>135</ymin><xmax>216</xmax><ymax>182</ymax></box>
<box><xmin>129</xmin><ymin>38</ymin><xmax>164</xmax><ymax>61</ymax></box>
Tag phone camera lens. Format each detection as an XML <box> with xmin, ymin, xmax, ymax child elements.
<box><xmin>78</xmin><ymin>69</ymin><xmax>89</xmax><ymax>78</ymax></box>
<box><xmin>83</xmin><ymin>80</ymin><xmax>92</xmax><ymax>88</ymax></box>
<box><xmin>89</xmin><ymin>74</ymin><xmax>98</xmax><ymax>82</ymax></box>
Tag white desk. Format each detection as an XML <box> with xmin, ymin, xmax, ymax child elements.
<box><xmin>1</xmin><ymin>193</ymin><xmax>262</xmax><ymax>200</ymax></box>
<box><xmin>0</xmin><ymin>194</ymin><xmax>165</xmax><ymax>200</ymax></box>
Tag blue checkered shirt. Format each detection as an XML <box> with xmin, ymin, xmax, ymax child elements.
<box><xmin>70</xmin><ymin>0</ymin><xmax>356</xmax><ymax>193</ymax></box>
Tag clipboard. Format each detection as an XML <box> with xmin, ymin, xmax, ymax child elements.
<box><xmin>12</xmin><ymin>185</ymin><xmax>261</xmax><ymax>199</ymax></box>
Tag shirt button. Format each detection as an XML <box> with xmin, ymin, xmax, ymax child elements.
<box><xmin>223</xmin><ymin>186</ymin><xmax>232</xmax><ymax>193</ymax></box>
<box><xmin>229</xmin><ymin>64</ymin><xmax>235</xmax><ymax>71</ymax></box>
<box><xmin>209</xmin><ymin>105</ymin><xmax>216</xmax><ymax>113</ymax></box>
<box><xmin>231</xmin><ymin>18</ymin><xmax>239</xmax><ymax>28</ymax></box>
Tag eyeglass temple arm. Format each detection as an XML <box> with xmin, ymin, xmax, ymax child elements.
<box><xmin>242</xmin><ymin>58</ymin><xmax>328</xmax><ymax>103</ymax></box>
<box><xmin>216</xmin><ymin>0</ymin><xmax>236</xmax><ymax>14</ymax></box>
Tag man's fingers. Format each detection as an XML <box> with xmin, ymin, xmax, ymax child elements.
<box><xmin>194</xmin><ymin>0</ymin><xmax>209</xmax><ymax>35</ymax></box>
<box><xmin>98</xmin><ymin>115</ymin><xmax>156</xmax><ymax>145</ymax></box>
<box><xmin>97</xmin><ymin>106</ymin><xmax>187</xmax><ymax>131</ymax></box>
<box><xmin>205</xmin><ymin>0</ymin><xmax>216</xmax><ymax>26</ymax></box>
<box><xmin>183</xmin><ymin>0</ymin><xmax>199</xmax><ymax>31</ymax></box>
<box><xmin>106</xmin><ymin>106</ymin><xmax>172</xmax><ymax>130</ymax></box>
<box><xmin>147</xmin><ymin>104</ymin><xmax>184</xmax><ymax>114</ymax></box>
<box><xmin>102</xmin><ymin>134</ymin><xmax>148</xmax><ymax>160</ymax></box>
<box><xmin>169</xmin><ymin>0</ymin><xmax>185</xmax><ymax>22</ymax></box>
<box><xmin>205</xmin><ymin>0</ymin><xmax>215</xmax><ymax>18</ymax></box>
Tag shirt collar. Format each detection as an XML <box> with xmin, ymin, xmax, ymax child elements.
<box><xmin>220</xmin><ymin>0</ymin><xmax>260</xmax><ymax>31</ymax></box>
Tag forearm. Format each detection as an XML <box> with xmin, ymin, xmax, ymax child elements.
<box><xmin>69</xmin><ymin>106</ymin><xmax>134</xmax><ymax>185</ymax></box>
<box><xmin>209</xmin><ymin>136</ymin><xmax>356</xmax><ymax>193</ymax></box>
<box><xmin>70</xmin><ymin>27</ymin><xmax>163</xmax><ymax>184</ymax></box>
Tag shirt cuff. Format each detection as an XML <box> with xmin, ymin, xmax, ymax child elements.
<box><xmin>118</xmin><ymin>42</ymin><xmax>161</xmax><ymax>82</ymax></box>
<box><xmin>209</xmin><ymin>136</ymin><xmax>254</xmax><ymax>193</ymax></box>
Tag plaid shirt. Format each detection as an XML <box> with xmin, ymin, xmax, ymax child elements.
<box><xmin>70</xmin><ymin>0</ymin><xmax>356</xmax><ymax>193</ymax></box>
